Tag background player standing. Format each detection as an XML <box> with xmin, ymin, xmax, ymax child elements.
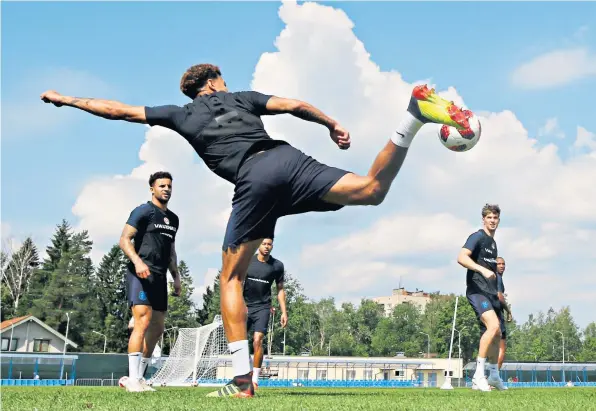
<box><xmin>496</xmin><ymin>256</ymin><xmax>512</xmax><ymax>371</ymax></box>
<box><xmin>41</xmin><ymin>63</ymin><xmax>474</xmax><ymax>397</ymax></box>
<box><xmin>119</xmin><ymin>171</ymin><xmax>181</xmax><ymax>392</ymax></box>
<box><xmin>243</xmin><ymin>238</ymin><xmax>287</xmax><ymax>389</ymax></box>
<box><xmin>457</xmin><ymin>204</ymin><xmax>507</xmax><ymax>392</ymax></box>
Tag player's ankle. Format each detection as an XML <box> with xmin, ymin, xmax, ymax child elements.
<box><xmin>228</xmin><ymin>340</ymin><xmax>251</xmax><ymax>377</ymax></box>
<box><xmin>392</xmin><ymin>112</ymin><xmax>423</xmax><ymax>148</ymax></box>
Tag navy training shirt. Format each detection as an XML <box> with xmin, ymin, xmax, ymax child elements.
<box><xmin>462</xmin><ymin>229</ymin><xmax>499</xmax><ymax>296</ymax></box>
<box><xmin>144</xmin><ymin>91</ymin><xmax>289</xmax><ymax>185</ymax></box>
<box><xmin>126</xmin><ymin>201</ymin><xmax>179</xmax><ymax>276</ymax></box>
<box><xmin>243</xmin><ymin>254</ymin><xmax>285</xmax><ymax>308</ymax></box>
<box><xmin>497</xmin><ymin>274</ymin><xmax>505</xmax><ymax>294</ymax></box>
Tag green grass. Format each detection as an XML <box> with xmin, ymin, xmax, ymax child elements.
<box><xmin>2</xmin><ymin>386</ymin><xmax>595</xmax><ymax>411</ymax></box>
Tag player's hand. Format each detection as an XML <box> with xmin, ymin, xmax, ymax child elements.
<box><xmin>498</xmin><ymin>292</ymin><xmax>506</xmax><ymax>305</ymax></box>
<box><xmin>280</xmin><ymin>312</ymin><xmax>288</xmax><ymax>328</ymax></box>
<box><xmin>480</xmin><ymin>267</ymin><xmax>496</xmax><ymax>280</ymax></box>
<box><xmin>173</xmin><ymin>276</ymin><xmax>182</xmax><ymax>297</ymax></box>
<box><xmin>40</xmin><ymin>90</ymin><xmax>65</xmax><ymax>107</ymax></box>
<box><xmin>506</xmin><ymin>310</ymin><xmax>513</xmax><ymax>322</ymax></box>
<box><xmin>330</xmin><ymin>124</ymin><xmax>351</xmax><ymax>150</ymax></box>
<box><xmin>135</xmin><ymin>261</ymin><xmax>151</xmax><ymax>279</ymax></box>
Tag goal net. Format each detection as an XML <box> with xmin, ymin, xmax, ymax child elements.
<box><xmin>149</xmin><ymin>315</ymin><xmax>229</xmax><ymax>386</ymax></box>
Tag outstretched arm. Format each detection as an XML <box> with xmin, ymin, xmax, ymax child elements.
<box><xmin>265</xmin><ymin>96</ymin><xmax>338</xmax><ymax>130</ymax></box>
<box><xmin>41</xmin><ymin>90</ymin><xmax>147</xmax><ymax>123</ymax></box>
<box><xmin>264</xmin><ymin>95</ymin><xmax>351</xmax><ymax>149</ymax></box>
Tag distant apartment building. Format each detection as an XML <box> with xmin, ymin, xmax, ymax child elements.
<box><xmin>372</xmin><ymin>288</ymin><xmax>432</xmax><ymax>317</ymax></box>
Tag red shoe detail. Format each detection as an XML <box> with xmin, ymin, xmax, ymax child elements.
<box><xmin>447</xmin><ymin>104</ymin><xmax>471</xmax><ymax>130</ymax></box>
<box><xmin>412</xmin><ymin>84</ymin><xmax>432</xmax><ymax>100</ymax></box>
<box><xmin>440</xmin><ymin>125</ymin><xmax>450</xmax><ymax>142</ymax></box>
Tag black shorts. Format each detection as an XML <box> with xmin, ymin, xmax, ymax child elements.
<box><xmin>467</xmin><ymin>292</ymin><xmax>506</xmax><ymax>338</ymax></box>
<box><xmin>222</xmin><ymin>144</ymin><xmax>350</xmax><ymax>251</ymax></box>
<box><xmin>127</xmin><ymin>269</ymin><xmax>168</xmax><ymax>312</ymax></box>
<box><xmin>247</xmin><ymin>306</ymin><xmax>271</xmax><ymax>335</ymax></box>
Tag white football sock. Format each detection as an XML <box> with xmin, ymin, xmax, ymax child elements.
<box><xmin>391</xmin><ymin>112</ymin><xmax>423</xmax><ymax>148</ymax></box>
<box><xmin>128</xmin><ymin>352</ymin><xmax>141</xmax><ymax>380</ymax></box>
<box><xmin>252</xmin><ymin>367</ymin><xmax>261</xmax><ymax>383</ymax></box>
<box><xmin>228</xmin><ymin>340</ymin><xmax>251</xmax><ymax>377</ymax></box>
<box><xmin>488</xmin><ymin>363</ymin><xmax>499</xmax><ymax>378</ymax></box>
<box><xmin>139</xmin><ymin>357</ymin><xmax>150</xmax><ymax>378</ymax></box>
<box><xmin>474</xmin><ymin>357</ymin><xmax>486</xmax><ymax>378</ymax></box>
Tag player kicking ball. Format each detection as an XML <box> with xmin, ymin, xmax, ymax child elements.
<box><xmin>41</xmin><ymin>64</ymin><xmax>476</xmax><ymax>397</ymax></box>
<box><xmin>457</xmin><ymin>204</ymin><xmax>507</xmax><ymax>392</ymax></box>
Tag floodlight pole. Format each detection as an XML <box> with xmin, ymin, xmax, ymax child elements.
<box><xmin>92</xmin><ymin>331</ymin><xmax>107</xmax><ymax>353</ymax></box>
<box><xmin>556</xmin><ymin>331</ymin><xmax>565</xmax><ymax>382</ymax></box>
<box><xmin>441</xmin><ymin>297</ymin><xmax>458</xmax><ymax>390</ymax></box>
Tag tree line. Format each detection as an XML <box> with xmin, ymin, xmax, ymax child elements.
<box><xmin>2</xmin><ymin>219</ymin><xmax>595</xmax><ymax>363</ymax></box>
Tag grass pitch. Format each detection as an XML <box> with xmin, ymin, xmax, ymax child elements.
<box><xmin>2</xmin><ymin>386</ymin><xmax>595</xmax><ymax>411</ymax></box>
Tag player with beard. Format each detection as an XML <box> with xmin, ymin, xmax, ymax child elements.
<box><xmin>119</xmin><ymin>171</ymin><xmax>181</xmax><ymax>392</ymax></box>
<box><xmin>242</xmin><ymin>238</ymin><xmax>287</xmax><ymax>389</ymax></box>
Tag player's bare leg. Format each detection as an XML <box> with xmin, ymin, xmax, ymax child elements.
<box><xmin>471</xmin><ymin>311</ymin><xmax>500</xmax><ymax>392</ymax></box>
<box><xmin>127</xmin><ymin>305</ymin><xmax>152</xmax><ymax>392</ymax></box>
<box><xmin>252</xmin><ymin>331</ymin><xmax>266</xmax><ymax>389</ymax></box>
<box><xmin>487</xmin><ymin>334</ymin><xmax>507</xmax><ymax>390</ymax></box>
<box><xmin>137</xmin><ymin>311</ymin><xmax>165</xmax><ymax>391</ymax></box>
<box><xmin>207</xmin><ymin>239</ymin><xmax>263</xmax><ymax>398</ymax></box>
<box><xmin>498</xmin><ymin>338</ymin><xmax>506</xmax><ymax>370</ymax></box>
<box><xmin>323</xmin><ymin>85</ymin><xmax>472</xmax><ymax>206</ymax></box>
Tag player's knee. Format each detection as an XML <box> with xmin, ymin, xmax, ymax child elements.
<box><xmin>134</xmin><ymin>315</ymin><xmax>151</xmax><ymax>331</ymax></box>
<box><xmin>487</xmin><ymin>322</ymin><xmax>501</xmax><ymax>338</ymax></box>
<box><xmin>253</xmin><ymin>335</ymin><xmax>264</xmax><ymax>350</ymax></box>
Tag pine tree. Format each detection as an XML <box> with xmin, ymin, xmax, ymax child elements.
<box><xmin>30</xmin><ymin>229</ymin><xmax>98</xmax><ymax>350</ymax></box>
<box><xmin>164</xmin><ymin>261</ymin><xmax>198</xmax><ymax>353</ymax></box>
<box><xmin>91</xmin><ymin>244</ymin><xmax>129</xmax><ymax>353</ymax></box>
<box><xmin>18</xmin><ymin>221</ymin><xmax>73</xmax><ymax>315</ymax></box>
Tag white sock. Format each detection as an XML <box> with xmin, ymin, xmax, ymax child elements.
<box><xmin>488</xmin><ymin>363</ymin><xmax>499</xmax><ymax>378</ymax></box>
<box><xmin>128</xmin><ymin>352</ymin><xmax>141</xmax><ymax>380</ymax></box>
<box><xmin>474</xmin><ymin>357</ymin><xmax>486</xmax><ymax>378</ymax></box>
<box><xmin>252</xmin><ymin>367</ymin><xmax>261</xmax><ymax>383</ymax></box>
<box><xmin>139</xmin><ymin>357</ymin><xmax>150</xmax><ymax>378</ymax></box>
<box><xmin>228</xmin><ymin>340</ymin><xmax>251</xmax><ymax>377</ymax></box>
<box><xmin>391</xmin><ymin>112</ymin><xmax>423</xmax><ymax>148</ymax></box>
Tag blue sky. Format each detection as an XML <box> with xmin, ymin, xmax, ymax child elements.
<box><xmin>3</xmin><ymin>1</ymin><xmax>596</xmax><ymax>328</ymax></box>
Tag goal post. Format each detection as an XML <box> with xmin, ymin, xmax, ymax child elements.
<box><xmin>149</xmin><ymin>315</ymin><xmax>229</xmax><ymax>387</ymax></box>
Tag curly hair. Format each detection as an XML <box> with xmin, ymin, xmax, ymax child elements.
<box><xmin>149</xmin><ymin>171</ymin><xmax>173</xmax><ymax>187</ymax></box>
<box><xmin>180</xmin><ymin>64</ymin><xmax>222</xmax><ymax>99</ymax></box>
<box><xmin>481</xmin><ymin>203</ymin><xmax>501</xmax><ymax>218</ymax></box>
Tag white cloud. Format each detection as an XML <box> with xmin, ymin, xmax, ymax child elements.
<box><xmin>300</xmin><ymin>213</ymin><xmax>474</xmax><ymax>265</ymax></box>
<box><xmin>70</xmin><ymin>1</ymin><xmax>596</xmax><ymax>327</ymax></box>
<box><xmin>192</xmin><ymin>267</ymin><xmax>219</xmax><ymax>307</ymax></box>
<box><xmin>511</xmin><ymin>47</ymin><xmax>596</xmax><ymax>89</ymax></box>
<box><xmin>574</xmin><ymin>126</ymin><xmax>596</xmax><ymax>151</ymax></box>
<box><xmin>538</xmin><ymin>117</ymin><xmax>565</xmax><ymax>139</ymax></box>
<box><xmin>249</xmin><ymin>2</ymin><xmax>596</xmax><ymax>326</ymax></box>
<box><xmin>71</xmin><ymin>124</ymin><xmax>234</xmax><ymax>267</ymax></box>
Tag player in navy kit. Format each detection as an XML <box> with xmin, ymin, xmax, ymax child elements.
<box><xmin>496</xmin><ymin>257</ymin><xmax>512</xmax><ymax>371</ymax></box>
<box><xmin>457</xmin><ymin>204</ymin><xmax>507</xmax><ymax>391</ymax></box>
<box><xmin>119</xmin><ymin>171</ymin><xmax>181</xmax><ymax>392</ymax></box>
<box><xmin>42</xmin><ymin>63</ymin><xmax>474</xmax><ymax>397</ymax></box>
<box><xmin>243</xmin><ymin>238</ymin><xmax>287</xmax><ymax>389</ymax></box>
